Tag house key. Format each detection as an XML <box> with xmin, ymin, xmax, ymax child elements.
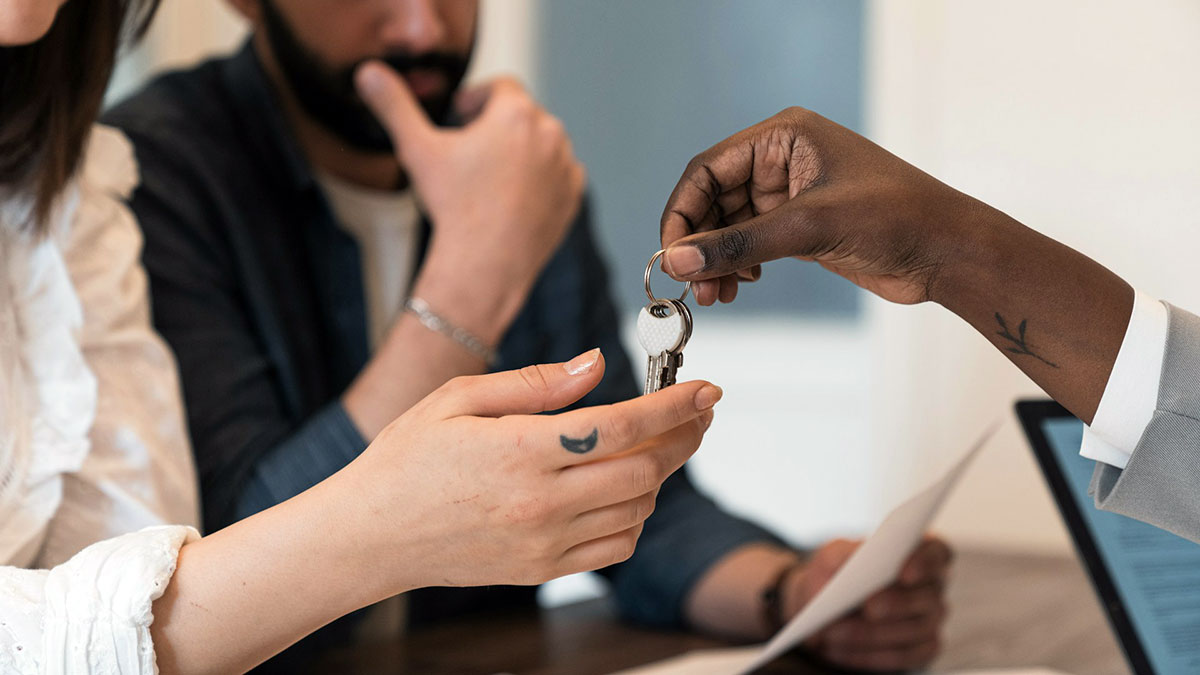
<box><xmin>637</xmin><ymin>250</ymin><xmax>694</xmax><ymax>395</ymax></box>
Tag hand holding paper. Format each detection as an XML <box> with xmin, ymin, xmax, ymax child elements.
<box><xmin>615</xmin><ymin>424</ymin><xmax>996</xmax><ymax>675</ymax></box>
<box><xmin>791</xmin><ymin>536</ymin><xmax>951</xmax><ymax>671</ymax></box>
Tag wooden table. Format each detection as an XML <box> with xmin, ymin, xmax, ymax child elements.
<box><xmin>312</xmin><ymin>549</ymin><xmax>1130</xmax><ymax>674</ymax></box>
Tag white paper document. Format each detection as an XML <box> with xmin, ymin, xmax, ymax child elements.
<box><xmin>613</xmin><ymin>425</ymin><xmax>998</xmax><ymax>675</ymax></box>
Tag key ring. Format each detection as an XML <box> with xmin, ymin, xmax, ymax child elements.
<box><xmin>644</xmin><ymin>249</ymin><xmax>692</xmax><ymax>304</ymax></box>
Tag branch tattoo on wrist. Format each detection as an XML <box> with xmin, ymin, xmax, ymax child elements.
<box><xmin>995</xmin><ymin>312</ymin><xmax>1059</xmax><ymax>368</ymax></box>
<box><xmin>560</xmin><ymin>428</ymin><xmax>599</xmax><ymax>454</ymax></box>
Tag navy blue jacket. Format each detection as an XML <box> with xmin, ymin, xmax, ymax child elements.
<box><xmin>104</xmin><ymin>41</ymin><xmax>779</xmax><ymax>640</ymax></box>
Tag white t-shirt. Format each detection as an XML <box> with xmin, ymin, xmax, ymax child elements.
<box><xmin>316</xmin><ymin>171</ymin><xmax>421</xmax><ymax>350</ymax></box>
<box><xmin>0</xmin><ymin>126</ymin><xmax>199</xmax><ymax>673</ymax></box>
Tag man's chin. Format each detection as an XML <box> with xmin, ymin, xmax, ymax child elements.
<box><xmin>319</xmin><ymin>118</ymin><xmax>394</xmax><ymax>154</ymax></box>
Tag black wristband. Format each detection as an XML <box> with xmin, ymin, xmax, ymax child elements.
<box><xmin>761</xmin><ymin>560</ymin><xmax>806</xmax><ymax>634</ymax></box>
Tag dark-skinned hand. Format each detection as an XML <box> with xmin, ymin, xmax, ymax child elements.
<box><xmin>658</xmin><ymin>106</ymin><xmax>997</xmax><ymax>307</ymax></box>
<box><xmin>785</xmin><ymin>537</ymin><xmax>952</xmax><ymax>672</ymax></box>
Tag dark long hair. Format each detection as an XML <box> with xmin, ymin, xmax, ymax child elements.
<box><xmin>0</xmin><ymin>0</ymin><xmax>160</xmax><ymax>234</ymax></box>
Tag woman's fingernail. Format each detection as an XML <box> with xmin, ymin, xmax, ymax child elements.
<box><xmin>694</xmin><ymin>384</ymin><xmax>723</xmax><ymax>410</ymax></box>
<box><xmin>700</xmin><ymin>409</ymin><xmax>715</xmax><ymax>431</ymax></box>
<box><xmin>564</xmin><ymin>348</ymin><xmax>601</xmax><ymax>375</ymax></box>
<box><xmin>665</xmin><ymin>246</ymin><xmax>705</xmax><ymax>277</ymax></box>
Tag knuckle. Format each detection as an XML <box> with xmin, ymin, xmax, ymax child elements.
<box><xmin>683</xmin><ymin>157</ymin><xmax>720</xmax><ymax>199</ymax></box>
<box><xmin>781</xmin><ymin>105</ymin><xmax>815</xmax><ymax>124</ymax></box>
<box><xmin>539</xmin><ymin>114</ymin><xmax>566</xmax><ymax>138</ymax></box>
<box><xmin>438</xmin><ymin>375</ymin><xmax>473</xmax><ymax>398</ymax></box>
<box><xmin>637</xmin><ymin>492</ymin><xmax>657</xmax><ymax>522</ymax></box>
<box><xmin>629</xmin><ymin>494</ymin><xmax>650</xmax><ymax>525</ymax></box>
<box><xmin>517</xmin><ymin>364</ymin><xmax>552</xmax><ymax>398</ymax></box>
<box><xmin>603</xmin><ymin>409</ymin><xmax>638</xmax><ymax>448</ymax></box>
<box><xmin>508</xmin><ymin>91</ymin><xmax>537</xmax><ymax>116</ymax></box>
<box><xmin>830</xmin><ymin>537</ymin><xmax>857</xmax><ymax>550</ymax></box>
<box><xmin>668</xmin><ymin>390</ymin><xmax>693</xmax><ymax>424</ymax></box>
<box><xmin>616</xmin><ymin>530</ymin><xmax>640</xmax><ymax>563</ymax></box>
<box><xmin>699</xmin><ymin>228</ymin><xmax>754</xmax><ymax>268</ymax></box>
<box><xmin>496</xmin><ymin>76</ymin><xmax>525</xmax><ymax>93</ymax></box>
<box><xmin>683</xmin><ymin>153</ymin><xmax>709</xmax><ymax>177</ymax></box>
<box><xmin>508</xmin><ymin>494</ymin><xmax>551</xmax><ymax>526</ymax></box>
<box><xmin>532</xmin><ymin>532</ymin><xmax>560</xmax><ymax>561</ymax></box>
<box><xmin>632</xmin><ymin>455</ymin><xmax>659</xmax><ymax>494</ymax></box>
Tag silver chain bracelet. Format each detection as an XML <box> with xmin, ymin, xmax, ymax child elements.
<box><xmin>404</xmin><ymin>296</ymin><xmax>498</xmax><ymax>365</ymax></box>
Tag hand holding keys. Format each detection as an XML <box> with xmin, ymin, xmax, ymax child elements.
<box><xmin>638</xmin><ymin>250</ymin><xmax>694</xmax><ymax>395</ymax></box>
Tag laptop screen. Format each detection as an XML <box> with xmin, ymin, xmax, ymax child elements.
<box><xmin>1042</xmin><ymin>416</ymin><xmax>1200</xmax><ymax>674</ymax></box>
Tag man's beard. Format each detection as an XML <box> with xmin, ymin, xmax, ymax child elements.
<box><xmin>259</xmin><ymin>0</ymin><xmax>471</xmax><ymax>153</ymax></box>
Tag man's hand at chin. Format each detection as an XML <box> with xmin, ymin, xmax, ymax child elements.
<box><xmin>789</xmin><ymin>537</ymin><xmax>952</xmax><ymax>671</ymax></box>
<box><xmin>355</xmin><ymin>61</ymin><xmax>586</xmax><ymax>345</ymax></box>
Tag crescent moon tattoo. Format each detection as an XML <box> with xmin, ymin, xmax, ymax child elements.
<box><xmin>560</xmin><ymin>428</ymin><xmax>599</xmax><ymax>454</ymax></box>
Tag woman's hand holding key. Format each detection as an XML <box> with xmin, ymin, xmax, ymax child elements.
<box><xmin>152</xmin><ymin>349</ymin><xmax>720</xmax><ymax>673</ymax></box>
<box><xmin>344</xmin><ymin>347</ymin><xmax>722</xmax><ymax>589</ymax></box>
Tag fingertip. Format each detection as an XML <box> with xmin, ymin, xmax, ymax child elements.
<box><xmin>693</xmin><ymin>383</ymin><xmax>723</xmax><ymax>410</ymax></box>
<box><xmin>354</xmin><ymin>60</ymin><xmax>389</xmax><ymax>99</ymax></box>
<box><xmin>564</xmin><ymin>347</ymin><xmax>603</xmax><ymax>376</ymax></box>
<box><xmin>929</xmin><ymin>536</ymin><xmax>954</xmax><ymax>564</ymax></box>
<box><xmin>694</xmin><ymin>279</ymin><xmax>719</xmax><ymax>305</ymax></box>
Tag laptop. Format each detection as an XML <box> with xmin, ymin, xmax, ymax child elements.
<box><xmin>1016</xmin><ymin>399</ymin><xmax>1200</xmax><ymax>675</ymax></box>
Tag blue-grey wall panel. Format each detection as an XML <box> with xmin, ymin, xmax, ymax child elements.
<box><xmin>538</xmin><ymin>0</ymin><xmax>864</xmax><ymax>317</ymax></box>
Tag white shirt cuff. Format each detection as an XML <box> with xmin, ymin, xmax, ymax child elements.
<box><xmin>1079</xmin><ymin>291</ymin><xmax>1168</xmax><ymax>469</ymax></box>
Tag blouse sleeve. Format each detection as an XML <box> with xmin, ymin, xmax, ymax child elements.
<box><xmin>0</xmin><ymin>525</ymin><xmax>198</xmax><ymax>673</ymax></box>
<box><xmin>39</xmin><ymin>126</ymin><xmax>200</xmax><ymax>567</ymax></box>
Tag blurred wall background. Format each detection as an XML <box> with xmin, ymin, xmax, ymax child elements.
<box><xmin>536</xmin><ymin>0</ymin><xmax>863</xmax><ymax>316</ymax></box>
<box><xmin>867</xmin><ymin>0</ymin><xmax>1200</xmax><ymax>554</ymax></box>
<box><xmin>107</xmin><ymin>0</ymin><xmax>1200</xmax><ymax>598</ymax></box>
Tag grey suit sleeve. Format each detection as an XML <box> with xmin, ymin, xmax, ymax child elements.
<box><xmin>1091</xmin><ymin>303</ymin><xmax>1200</xmax><ymax>542</ymax></box>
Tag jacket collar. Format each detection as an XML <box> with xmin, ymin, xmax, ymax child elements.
<box><xmin>220</xmin><ymin>39</ymin><xmax>317</xmax><ymax>193</ymax></box>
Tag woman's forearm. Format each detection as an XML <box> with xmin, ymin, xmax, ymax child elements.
<box><xmin>150</xmin><ymin>468</ymin><xmax>403</xmax><ymax>675</ymax></box>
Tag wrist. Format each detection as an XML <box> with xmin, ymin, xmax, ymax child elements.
<box><xmin>926</xmin><ymin>196</ymin><xmax>1028</xmax><ymax>314</ymax></box>
<box><xmin>331</xmin><ymin>454</ymin><xmax>431</xmax><ymax>598</ymax></box>
<box><xmin>414</xmin><ymin>247</ymin><xmax>532</xmax><ymax>345</ymax></box>
<box><xmin>778</xmin><ymin>556</ymin><xmax>814</xmax><ymax>621</ymax></box>
<box><xmin>763</xmin><ymin>556</ymin><xmax>807</xmax><ymax>634</ymax></box>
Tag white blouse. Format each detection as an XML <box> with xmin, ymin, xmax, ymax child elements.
<box><xmin>0</xmin><ymin>126</ymin><xmax>200</xmax><ymax>673</ymax></box>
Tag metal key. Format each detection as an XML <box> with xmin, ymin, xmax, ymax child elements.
<box><xmin>637</xmin><ymin>300</ymin><xmax>692</xmax><ymax>394</ymax></box>
<box><xmin>637</xmin><ymin>250</ymin><xmax>695</xmax><ymax>395</ymax></box>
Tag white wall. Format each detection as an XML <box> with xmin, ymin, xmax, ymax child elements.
<box><xmin>866</xmin><ymin>0</ymin><xmax>1200</xmax><ymax>553</ymax></box>
<box><xmin>109</xmin><ymin>0</ymin><xmax>247</xmax><ymax>102</ymax></box>
<box><xmin>465</xmin><ymin>0</ymin><xmax>538</xmax><ymax>87</ymax></box>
